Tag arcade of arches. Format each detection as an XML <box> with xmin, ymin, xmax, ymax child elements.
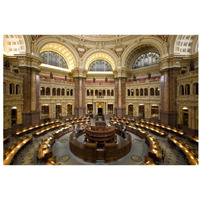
<box><xmin>3</xmin><ymin>35</ymin><xmax>199</xmax><ymax>165</ymax></box>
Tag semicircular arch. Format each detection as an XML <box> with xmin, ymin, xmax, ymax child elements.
<box><xmin>35</xmin><ymin>36</ymin><xmax>78</xmax><ymax>69</ymax></box>
<box><xmin>122</xmin><ymin>37</ymin><xmax>167</xmax><ymax>69</ymax></box>
<box><xmin>83</xmin><ymin>49</ymin><xmax>118</xmax><ymax>70</ymax></box>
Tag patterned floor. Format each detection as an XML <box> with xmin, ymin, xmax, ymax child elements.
<box><xmin>4</xmin><ymin>118</ymin><xmax>197</xmax><ymax>165</ymax></box>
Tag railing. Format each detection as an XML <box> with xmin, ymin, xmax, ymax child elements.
<box><xmin>40</xmin><ymin>79</ymin><xmax>74</xmax><ymax>85</ymax></box>
<box><xmin>4</xmin><ymin>70</ymin><xmax>23</xmax><ymax>80</ymax></box>
<box><xmin>177</xmin><ymin>70</ymin><xmax>198</xmax><ymax>79</ymax></box>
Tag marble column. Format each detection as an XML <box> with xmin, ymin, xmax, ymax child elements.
<box><xmin>20</xmin><ymin>66</ymin><xmax>40</xmax><ymax>126</ymax></box>
<box><xmin>160</xmin><ymin>67</ymin><xmax>180</xmax><ymax>127</ymax></box>
<box><xmin>74</xmin><ymin>77</ymin><xmax>86</xmax><ymax>117</ymax></box>
<box><xmin>115</xmin><ymin>77</ymin><xmax>126</xmax><ymax>116</ymax></box>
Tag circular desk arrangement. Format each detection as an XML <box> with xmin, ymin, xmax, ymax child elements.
<box><xmin>70</xmin><ymin>125</ymin><xmax>132</xmax><ymax>163</ymax></box>
<box><xmin>3</xmin><ymin>116</ymin><xmax>198</xmax><ymax>165</ymax></box>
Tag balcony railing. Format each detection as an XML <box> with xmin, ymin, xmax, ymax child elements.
<box><xmin>177</xmin><ymin>70</ymin><xmax>198</xmax><ymax>79</ymax></box>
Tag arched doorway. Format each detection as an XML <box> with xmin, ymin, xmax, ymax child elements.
<box><xmin>97</xmin><ymin>103</ymin><xmax>103</xmax><ymax>116</ymax></box>
<box><xmin>138</xmin><ymin>104</ymin><xmax>145</xmax><ymax>119</ymax></box>
<box><xmin>151</xmin><ymin>104</ymin><xmax>159</xmax><ymax>118</ymax></box>
<box><xmin>11</xmin><ymin>106</ymin><xmax>17</xmax><ymax>126</ymax></box>
<box><xmin>87</xmin><ymin>104</ymin><xmax>93</xmax><ymax>114</ymax></box>
<box><xmin>67</xmin><ymin>104</ymin><xmax>72</xmax><ymax>115</ymax></box>
<box><xmin>41</xmin><ymin>104</ymin><xmax>49</xmax><ymax>119</ymax></box>
<box><xmin>128</xmin><ymin>105</ymin><xmax>133</xmax><ymax>115</ymax></box>
<box><xmin>56</xmin><ymin>105</ymin><xmax>62</xmax><ymax>118</ymax></box>
<box><xmin>182</xmin><ymin>107</ymin><xmax>189</xmax><ymax>126</ymax></box>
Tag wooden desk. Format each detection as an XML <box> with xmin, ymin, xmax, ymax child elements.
<box><xmin>141</xmin><ymin>120</ymin><xmax>184</xmax><ymax>136</ymax></box>
<box><xmin>15</xmin><ymin>120</ymin><xmax>60</xmax><ymax>136</ymax></box>
<box><xmin>4</xmin><ymin>136</ymin><xmax>32</xmax><ymax>165</ymax></box>
<box><xmin>45</xmin><ymin>156</ymin><xmax>61</xmax><ymax>165</ymax></box>
<box><xmin>33</xmin><ymin>122</ymin><xmax>65</xmax><ymax>136</ymax></box>
<box><xmin>186</xmin><ymin>135</ymin><xmax>199</xmax><ymax>143</ymax></box>
<box><xmin>145</xmin><ymin>156</ymin><xmax>156</xmax><ymax>165</ymax></box>
<box><xmin>53</xmin><ymin>126</ymin><xmax>73</xmax><ymax>139</ymax></box>
<box><xmin>38</xmin><ymin>135</ymin><xmax>55</xmax><ymax>160</ymax></box>
<box><xmin>146</xmin><ymin>135</ymin><xmax>163</xmax><ymax>160</ymax></box>
<box><xmin>3</xmin><ymin>136</ymin><xmax>10</xmax><ymax>143</ymax></box>
<box><xmin>168</xmin><ymin>136</ymin><xmax>198</xmax><ymax>165</ymax></box>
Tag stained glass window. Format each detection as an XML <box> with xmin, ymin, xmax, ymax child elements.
<box><xmin>132</xmin><ymin>52</ymin><xmax>160</xmax><ymax>69</ymax></box>
<box><xmin>88</xmin><ymin>59</ymin><xmax>112</xmax><ymax>71</ymax></box>
<box><xmin>40</xmin><ymin>51</ymin><xmax>68</xmax><ymax>68</ymax></box>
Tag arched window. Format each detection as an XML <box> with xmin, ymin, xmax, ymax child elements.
<box><xmin>131</xmin><ymin>89</ymin><xmax>134</xmax><ymax>96</ymax></box>
<box><xmin>70</xmin><ymin>89</ymin><xmax>73</xmax><ymax>96</ymax></box>
<box><xmin>150</xmin><ymin>88</ymin><xmax>154</xmax><ymax>96</ymax></box>
<box><xmin>185</xmin><ymin>84</ymin><xmax>190</xmax><ymax>95</ymax></box>
<box><xmin>103</xmin><ymin>90</ymin><xmax>106</xmax><ymax>96</ymax></box>
<box><xmin>91</xmin><ymin>90</ymin><xmax>93</xmax><ymax>96</ymax></box>
<box><xmin>52</xmin><ymin>88</ymin><xmax>56</xmax><ymax>96</ymax></box>
<box><xmin>93</xmin><ymin>78</ymin><xmax>96</xmax><ymax>83</ymax></box>
<box><xmin>179</xmin><ymin>85</ymin><xmax>184</xmax><ymax>95</ymax></box>
<box><xmin>61</xmin><ymin>88</ymin><xmax>65</xmax><ymax>96</ymax></box>
<box><xmin>144</xmin><ymin>88</ymin><xmax>148</xmax><ymax>96</ymax></box>
<box><xmin>127</xmin><ymin>89</ymin><xmax>130</xmax><ymax>96</ymax></box>
<box><xmin>193</xmin><ymin>83</ymin><xmax>198</xmax><ymax>95</ymax></box>
<box><xmin>133</xmin><ymin>52</ymin><xmax>160</xmax><ymax>69</ymax></box>
<box><xmin>95</xmin><ymin>90</ymin><xmax>98</xmax><ymax>96</ymax></box>
<box><xmin>155</xmin><ymin>87</ymin><xmax>160</xmax><ymax>96</ymax></box>
<box><xmin>111</xmin><ymin>90</ymin><xmax>114</xmax><ymax>96</ymax></box>
<box><xmin>40</xmin><ymin>51</ymin><xmax>68</xmax><ymax>68</ymax></box>
<box><xmin>16</xmin><ymin>84</ymin><xmax>20</xmax><ymax>95</ymax></box>
<box><xmin>9</xmin><ymin>83</ymin><xmax>14</xmax><ymax>94</ymax></box>
<box><xmin>46</xmin><ymin>87</ymin><xmax>50</xmax><ymax>95</ymax></box>
<box><xmin>40</xmin><ymin>87</ymin><xmax>45</xmax><ymax>95</ymax></box>
<box><xmin>136</xmin><ymin>89</ymin><xmax>139</xmax><ymax>96</ymax></box>
<box><xmin>89</xmin><ymin>59</ymin><xmax>112</xmax><ymax>71</ymax></box>
<box><xmin>99</xmin><ymin>90</ymin><xmax>102</xmax><ymax>96</ymax></box>
<box><xmin>66</xmin><ymin>89</ymin><xmax>69</xmax><ymax>96</ymax></box>
<box><xmin>87</xmin><ymin>90</ymin><xmax>90</xmax><ymax>96</ymax></box>
<box><xmin>107</xmin><ymin>90</ymin><xmax>110</xmax><ymax>96</ymax></box>
<box><xmin>57</xmin><ymin>88</ymin><xmax>60</xmax><ymax>96</ymax></box>
<box><xmin>140</xmin><ymin>88</ymin><xmax>143</xmax><ymax>96</ymax></box>
<box><xmin>105</xmin><ymin>77</ymin><xmax>108</xmax><ymax>82</ymax></box>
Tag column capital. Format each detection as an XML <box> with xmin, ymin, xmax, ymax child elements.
<box><xmin>71</xmin><ymin>67</ymin><xmax>87</xmax><ymax>78</ymax></box>
<box><xmin>17</xmin><ymin>54</ymin><xmax>42</xmax><ymax>72</ymax></box>
<box><xmin>113</xmin><ymin>67</ymin><xmax>128</xmax><ymax>79</ymax></box>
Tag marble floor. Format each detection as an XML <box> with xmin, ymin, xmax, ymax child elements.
<box><xmin>5</xmin><ymin>118</ymin><xmax>197</xmax><ymax>165</ymax></box>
